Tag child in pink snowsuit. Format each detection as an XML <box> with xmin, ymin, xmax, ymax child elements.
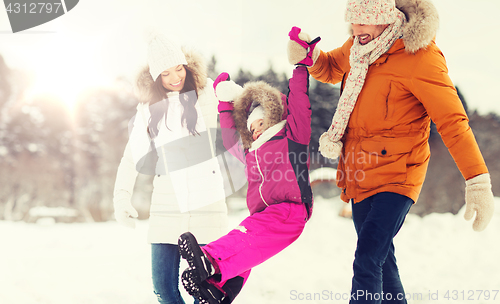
<box><xmin>178</xmin><ymin>30</ymin><xmax>320</xmax><ymax>304</ymax></box>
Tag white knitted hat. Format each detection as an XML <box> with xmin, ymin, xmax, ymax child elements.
<box><xmin>147</xmin><ymin>34</ymin><xmax>187</xmax><ymax>81</ymax></box>
<box><xmin>345</xmin><ymin>0</ymin><xmax>397</xmax><ymax>25</ymax></box>
<box><xmin>247</xmin><ymin>105</ymin><xmax>265</xmax><ymax>130</ymax></box>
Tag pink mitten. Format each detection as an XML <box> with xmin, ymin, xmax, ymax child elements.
<box><xmin>213</xmin><ymin>72</ymin><xmax>230</xmax><ymax>91</ymax></box>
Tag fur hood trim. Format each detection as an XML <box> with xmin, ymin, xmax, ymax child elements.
<box><xmin>347</xmin><ymin>0</ymin><xmax>439</xmax><ymax>53</ymax></box>
<box><xmin>397</xmin><ymin>0</ymin><xmax>439</xmax><ymax>53</ymax></box>
<box><xmin>232</xmin><ymin>81</ymin><xmax>286</xmax><ymax>150</ymax></box>
<box><xmin>136</xmin><ymin>46</ymin><xmax>208</xmax><ymax>104</ymax></box>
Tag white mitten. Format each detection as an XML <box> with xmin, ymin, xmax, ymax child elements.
<box><xmin>114</xmin><ymin>199</ymin><xmax>139</xmax><ymax>229</ymax></box>
<box><xmin>464</xmin><ymin>173</ymin><xmax>495</xmax><ymax>231</ymax></box>
<box><xmin>216</xmin><ymin>80</ymin><xmax>243</xmax><ymax>102</ymax></box>
<box><xmin>287</xmin><ymin>27</ymin><xmax>321</xmax><ymax>67</ymax></box>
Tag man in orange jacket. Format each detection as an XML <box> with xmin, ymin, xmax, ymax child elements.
<box><xmin>288</xmin><ymin>0</ymin><xmax>494</xmax><ymax>303</ymax></box>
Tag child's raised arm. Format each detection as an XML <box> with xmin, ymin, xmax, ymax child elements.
<box><xmin>214</xmin><ymin>73</ymin><xmax>246</xmax><ymax>163</ymax></box>
<box><xmin>285</xmin><ymin>66</ymin><xmax>312</xmax><ymax>145</ymax></box>
<box><xmin>285</xmin><ymin>26</ymin><xmax>320</xmax><ymax>145</ymax></box>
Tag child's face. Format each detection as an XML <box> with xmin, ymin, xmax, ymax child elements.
<box><xmin>250</xmin><ymin>119</ymin><xmax>264</xmax><ymax>141</ymax></box>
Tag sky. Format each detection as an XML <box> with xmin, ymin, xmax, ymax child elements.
<box><xmin>0</xmin><ymin>0</ymin><xmax>499</xmax><ymax>114</ymax></box>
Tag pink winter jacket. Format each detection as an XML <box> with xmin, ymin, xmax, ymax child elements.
<box><xmin>218</xmin><ymin>67</ymin><xmax>313</xmax><ymax>216</ymax></box>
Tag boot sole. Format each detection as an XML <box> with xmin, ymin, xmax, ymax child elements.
<box><xmin>178</xmin><ymin>232</ymin><xmax>211</xmax><ymax>282</ymax></box>
<box><xmin>182</xmin><ymin>269</ymin><xmax>225</xmax><ymax>304</ymax></box>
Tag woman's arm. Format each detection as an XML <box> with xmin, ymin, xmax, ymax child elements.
<box><xmin>113</xmin><ymin>139</ymin><xmax>140</xmax><ymax>203</ymax></box>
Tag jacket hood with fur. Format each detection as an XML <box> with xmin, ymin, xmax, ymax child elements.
<box><xmin>232</xmin><ymin>81</ymin><xmax>287</xmax><ymax>150</ymax></box>
<box><xmin>397</xmin><ymin>0</ymin><xmax>439</xmax><ymax>53</ymax></box>
<box><xmin>348</xmin><ymin>0</ymin><xmax>439</xmax><ymax>53</ymax></box>
<box><xmin>136</xmin><ymin>47</ymin><xmax>208</xmax><ymax>104</ymax></box>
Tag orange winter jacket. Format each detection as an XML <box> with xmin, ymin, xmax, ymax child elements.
<box><xmin>309</xmin><ymin>36</ymin><xmax>488</xmax><ymax>204</ymax></box>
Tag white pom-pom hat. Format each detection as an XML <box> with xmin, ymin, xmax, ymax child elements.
<box><xmin>345</xmin><ymin>0</ymin><xmax>397</xmax><ymax>25</ymax></box>
<box><xmin>247</xmin><ymin>105</ymin><xmax>265</xmax><ymax>130</ymax></box>
<box><xmin>147</xmin><ymin>34</ymin><xmax>187</xmax><ymax>81</ymax></box>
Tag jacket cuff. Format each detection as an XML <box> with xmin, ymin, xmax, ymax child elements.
<box><xmin>307</xmin><ymin>50</ymin><xmax>324</xmax><ymax>75</ymax></box>
<box><xmin>218</xmin><ymin>102</ymin><xmax>234</xmax><ymax>113</ymax></box>
<box><xmin>466</xmin><ymin>173</ymin><xmax>491</xmax><ymax>186</ymax></box>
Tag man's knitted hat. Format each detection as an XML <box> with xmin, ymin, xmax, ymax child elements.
<box><xmin>345</xmin><ymin>0</ymin><xmax>397</xmax><ymax>25</ymax></box>
<box><xmin>147</xmin><ymin>34</ymin><xmax>187</xmax><ymax>81</ymax></box>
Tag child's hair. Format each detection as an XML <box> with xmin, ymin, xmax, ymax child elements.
<box><xmin>148</xmin><ymin>66</ymin><xmax>199</xmax><ymax>136</ymax></box>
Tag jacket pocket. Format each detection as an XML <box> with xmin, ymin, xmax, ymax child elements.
<box><xmin>357</xmin><ymin>80</ymin><xmax>395</xmax><ymax>124</ymax></box>
<box><xmin>357</xmin><ymin>139</ymin><xmax>414</xmax><ymax>189</ymax></box>
<box><xmin>385</xmin><ymin>82</ymin><xmax>395</xmax><ymax>120</ymax></box>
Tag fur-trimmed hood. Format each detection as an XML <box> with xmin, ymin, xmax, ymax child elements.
<box><xmin>397</xmin><ymin>0</ymin><xmax>439</xmax><ymax>53</ymax></box>
<box><xmin>348</xmin><ymin>0</ymin><xmax>439</xmax><ymax>53</ymax></box>
<box><xmin>136</xmin><ymin>47</ymin><xmax>208</xmax><ymax>104</ymax></box>
<box><xmin>232</xmin><ymin>81</ymin><xmax>287</xmax><ymax>150</ymax></box>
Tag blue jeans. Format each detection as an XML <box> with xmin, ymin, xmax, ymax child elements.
<box><xmin>350</xmin><ymin>192</ymin><xmax>413</xmax><ymax>304</ymax></box>
<box><xmin>151</xmin><ymin>244</ymin><xmax>199</xmax><ymax>304</ymax></box>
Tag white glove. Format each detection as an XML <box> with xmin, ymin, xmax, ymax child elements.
<box><xmin>287</xmin><ymin>28</ymin><xmax>321</xmax><ymax>67</ymax></box>
<box><xmin>114</xmin><ymin>199</ymin><xmax>139</xmax><ymax>229</ymax></box>
<box><xmin>215</xmin><ymin>80</ymin><xmax>243</xmax><ymax>102</ymax></box>
<box><xmin>464</xmin><ymin>173</ymin><xmax>495</xmax><ymax>231</ymax></box>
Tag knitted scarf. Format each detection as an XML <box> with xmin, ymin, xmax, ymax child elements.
<box><xmin>319</xmin><ymin>10</ymin><xmax>406</xmax><ymax>159</ymax></box>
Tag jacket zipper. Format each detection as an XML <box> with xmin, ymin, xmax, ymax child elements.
<box><xmin>385</xmin><ymin>83</ymin><xmax>392</xmax><ymax>120</ymax></box>
<box><xmin>254</xmin><ymin>150</ymin><xmax>270</xmax><ymax>207</ymax></box>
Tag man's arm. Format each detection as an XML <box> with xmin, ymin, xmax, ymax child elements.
<box><xmin>410</xmin><ymin>47</ymin><xmax>488</xmax><ymax>180</ymax></box>
<box><xmin>308</xmin><ymin>38</ymin><xmax>353</xmax><ymax>85</ymax></box>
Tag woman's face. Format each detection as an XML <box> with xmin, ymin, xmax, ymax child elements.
<box><xmin>160</xmin><ymin>65</ymin><xmax>186</xmax><ymax>91</ymax></box>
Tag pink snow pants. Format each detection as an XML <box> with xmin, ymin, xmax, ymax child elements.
<box><xmin>203</xmin><ymin>202</ymin><xmax>309</xmax><ymax>287</ymax></box>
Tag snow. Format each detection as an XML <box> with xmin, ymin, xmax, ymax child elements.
<box><xmin>1</xmin><ymin>197</ymin><xmax>499</xmax><ymax>304</ymax></box>
<box><xmin>28</xmin><ymin>206</ymin><xmax>79</xmax><ymax>218</ymax></box>
<box><xmin>309</xmin><ymin>167</ymin><xmax>337</xmax><ymax>183</ymax></box>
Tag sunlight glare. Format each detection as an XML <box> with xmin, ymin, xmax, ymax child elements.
<box><xmin>25</xmin><ymin>34</ymin><xmax>110</xmax><ymax>112</ymax></box>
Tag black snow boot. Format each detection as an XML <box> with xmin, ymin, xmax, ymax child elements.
<box><xmin>178</xmin><ymin>232</ymin><xmax>215</xmax><ymax>283</ymax></box>
<box><xmin>181</xmin><ymin>268</ymin><xmax>228</xmax><ymax>304</ymax></box>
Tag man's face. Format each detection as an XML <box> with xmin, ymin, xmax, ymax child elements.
<box><xmin>351</xmin><ymin>24</ymin><xmax>390</xmax><ymax>45</ymax></box>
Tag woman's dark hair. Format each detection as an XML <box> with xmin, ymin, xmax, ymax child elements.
<box><xmin>149</xmin><ymin>66</ymin><xmax>199</xmax><ymax>136</ymax></box>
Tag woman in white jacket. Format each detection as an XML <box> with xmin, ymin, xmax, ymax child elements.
<box><xmin>113</xmin><ymin>34</ymin><xmax>228</xmax><ymax>304</ymax></box>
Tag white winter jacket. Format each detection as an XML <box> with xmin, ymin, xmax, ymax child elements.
<box><xmin>113</xmin><ymin>79</ymin><xmax>228</xmax><ymax>244</ymax></box>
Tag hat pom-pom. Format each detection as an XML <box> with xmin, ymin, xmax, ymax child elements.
<box><xmin>319</xmin><ymin>132</ymin><xmax>343</xmax><ymax>159</ymax></box>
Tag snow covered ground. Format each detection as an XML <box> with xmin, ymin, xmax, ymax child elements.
<box><xmin>1</xmin><ymin>196</ymin><xmax>499</xmax><ymax>304</ymax></box>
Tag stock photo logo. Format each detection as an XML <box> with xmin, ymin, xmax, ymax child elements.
<box><xmin>3</xmin><ymin>0</ymin><xmax>79</xmax><ymax>33</ymax></box>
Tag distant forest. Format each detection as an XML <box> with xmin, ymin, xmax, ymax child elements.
<box><xmin>0</xmin><ymin>54</ymin><xmax>498</xmax><ymax>222</ymax></box>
